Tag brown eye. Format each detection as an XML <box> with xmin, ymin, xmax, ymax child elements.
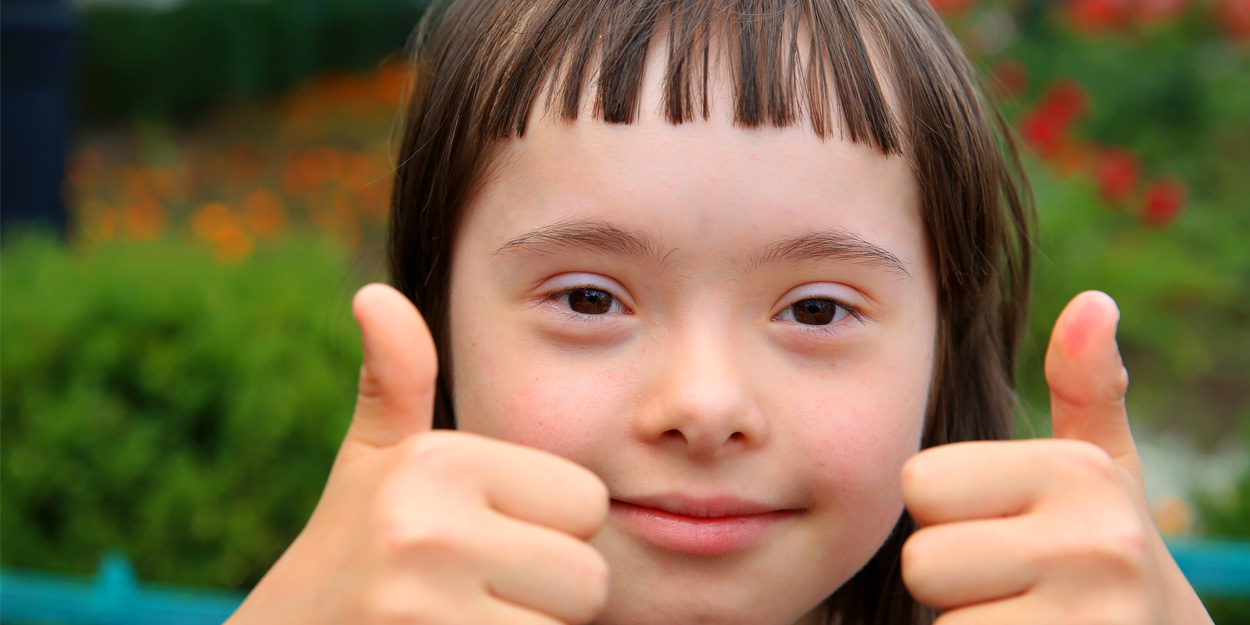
<box><xmin>566</xmin><ymin>288</ymin><xmax>614</xmax><ymax>314</ymax></box>
<box><xmin>792</xmin><ymin>299</ymin><xmax>837</xmax><ymax>325</ymax></box>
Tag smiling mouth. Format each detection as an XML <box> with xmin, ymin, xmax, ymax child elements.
<box><xmin>609</xmin><ymin>495</ymin><xmax>801</xmax><ymax>557</ymax></box>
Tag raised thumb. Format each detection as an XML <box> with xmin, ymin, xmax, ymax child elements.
<box><xmin>1044</xmin><ymin>290</ymin><xmax>1140</xmax><ymax>476</ymax></box>
<box><xmin>348</xmin><ymin>283</ymin><xmax>438</xmax><ymax>449</ymax></box>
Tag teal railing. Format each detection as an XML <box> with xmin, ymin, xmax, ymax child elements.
<box><xmin>3</xmin><ymin>541</ymin><xmax>1249</xmax><ymax>624</ymax></box>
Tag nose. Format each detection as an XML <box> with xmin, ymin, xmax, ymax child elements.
<box><xmin>635</xmin><ymin>326</ymin><xmax>768</xmax><ymax>458</ymax></box>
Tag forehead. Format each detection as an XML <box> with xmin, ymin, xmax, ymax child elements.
<box><xmin>470</xmin><ymin>19</ymin><xmax>917</xmax><ymax>248</ymax></box>
<box><xmin>479</xmin><ymin>109</ymin><xmax>922</xmax><ymax>269</ymax></box>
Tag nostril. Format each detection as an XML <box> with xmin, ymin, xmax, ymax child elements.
<box><xmin>728</xmin><ymin>432</ymin><xmax>745</xmax><ymax>442</ymax></box>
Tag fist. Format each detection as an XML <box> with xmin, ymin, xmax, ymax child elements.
<box><xmin>228</xmin><ymin>284</ymin><xmax>611</xmax><ymax>625</ymax></box>
<box><xmin>900</xmin><ymin>291</ymin><xmax>1214</xmax><ymax>625</ymax></box>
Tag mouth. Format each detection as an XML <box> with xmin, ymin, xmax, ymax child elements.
<box><xmin>609</xmin><ymin>494</ymin><xmax>802</xmax><ymax>557</ymax></box>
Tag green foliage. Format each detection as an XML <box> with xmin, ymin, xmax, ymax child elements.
<box><xmin>0</xmin><ymin>232</ymin><xmax>370</xmax><ymax>589</ymax></box>
<box><xmin>1014</xmin><ymin>163</ymin><xmax>1250</xmax><ymax>443</ymax></box>
<box><xmin>994</xmin><ymin>19</ymin><xmax>1250</xmax><ymax>444</ymax></box>
<box><xmin>79</xmin><ymin>0</ymin><xmax>427</xmax><ymax>123</ymax></box>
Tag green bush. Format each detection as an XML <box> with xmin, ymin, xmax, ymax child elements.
<box><xmin>0</xmin><ymin>232</ymin><xmax>374</xmax><ymax>589</ymax></box>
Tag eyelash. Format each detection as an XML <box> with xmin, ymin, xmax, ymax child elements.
<box><xmin>535</xmin><ymin>286</ymin><xmax>631</xmax><ymax>323</ymax></box>
<box><xmin>775</xmin><ymin>297</ymin><xmax>867</xmax><ymax>338</ymax></box>
<box><xmin>536</xmin><ymin>287</ymin><xmax>866</xmax><ymax>337</ymax></box>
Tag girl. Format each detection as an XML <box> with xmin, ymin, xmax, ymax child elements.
<box><xmin>228</xmin><ymin>0</ymin><xmax>1214</xmax><ymax>623</ymax></box>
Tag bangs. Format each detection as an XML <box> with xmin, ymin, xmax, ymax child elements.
<box><xmin>433</xmin><ymin>0</ymin><xmax>905</xmax><ymax>154</ymax></box>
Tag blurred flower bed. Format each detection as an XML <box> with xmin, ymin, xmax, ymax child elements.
<box><xmin>68</xmin><ymin>62</ymin><xmax>407</xmax><ymax>261</ymax></box>
<box><xmin>2</xmin><ymin>0</ymin><xmax>1249</xmax><ymax>619</ymax></box>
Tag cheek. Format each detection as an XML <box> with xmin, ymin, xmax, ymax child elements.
<box><xmin>784</xmin><ymin>362</ymin><xmax>929</xmax><ymax>517</ymax></box>
<box><xmin>453</xmin><ymin>326</ymin><xmax>633</xmax><ymax>461</ymax></box>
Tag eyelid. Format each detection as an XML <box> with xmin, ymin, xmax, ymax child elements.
<box><xmin>531</xmin><ymin>273</ymin><xmax>634</xmax><ymax>315</ymax></box>
<box><xmin>774</xmin><ymin>285</ymin><xmax>869</xmax><ymax>319</ymax></box>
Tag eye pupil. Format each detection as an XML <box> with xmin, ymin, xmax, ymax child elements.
<box><xmin>568</xmin><ymin>288</ymin><xmax>613</xmax><ymax>314</ymax></box>
<box><xmin>793</xmin><ymin>299</ymin><xmax>836</xmax><ymax>325</ymax></box>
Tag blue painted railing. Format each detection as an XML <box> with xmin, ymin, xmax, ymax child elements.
<box><xmin>3</xmin><ymin>541</ymin><xmax>1249</xmax><ymax>624</ymax></box>
<box><xmin>0</xmin><ymin>553</ymin><xmax>244</xmax><ymax>625</ymax></box>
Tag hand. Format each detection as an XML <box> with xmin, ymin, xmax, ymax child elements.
<box><xmin>900</xmin><ymin>291</ymin><xmax>1214</xmax><ymax>625</ymax></box>
<box><xmin>227</xmin><ymin>284</ymin><xmax>610</xmax><ymax>625</ymax></box>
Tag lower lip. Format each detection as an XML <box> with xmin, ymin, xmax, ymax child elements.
<box><xmin>610</xmin><ymin>500</ymin><xmax>798</xmax><ymax>557</ymax></box>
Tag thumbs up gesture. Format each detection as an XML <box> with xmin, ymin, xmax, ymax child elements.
<box><xmin>900</xmin><ymin>291</ymin><xmax>1214</xmax><ymax>624</ymax></box>
<box><xmin>227</xmin><ymin>284</ymin><xmax>610</xmax><ymax>625</ymax></box>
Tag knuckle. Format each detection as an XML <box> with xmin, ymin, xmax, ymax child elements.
<box><xmin>405</xmin><ymin>432</ymin><xmax>471</xmax><ymax>475</ymax></box>
<box><xmin>899</xmin><ymin>532</ymin><xmax>938</xmax><ymax>597</ymax></box>
<box><xmin>1095</xmin><ymin>521</ymin><xmax>1151</xmax><ymax>574</ymax></box>
<box><xmin>1110</xmin><ymin>365</ymin><xmax>1130</xmax><ymax>399</ymax></box>
<box><xmin>1044</xmin><ymin>516</ymin><xmax>1150</xmax><ymax>582</ymax></box>
<box><xmin>568</xmin><ymin>547</ymin><xmax>611</xmax><ymax>623</ymax></box>
<box><xmin>899</xmin><ymin>453</ymin><xmax>928</xmax><ymax>496</ymax></box>
<box><xmin>378</xmin><ymin>503</ymin><xmax>474</xmax><ymax>560</ymax></box>
<box><xmin>571</xmin><ymin>468</ymin><xmax>610</xmax><ymax>526</ymax></box>
<box><xmin>1051</xmin><ymin>440</ymin><xmax>1119</xmax><ymax>484</ymax></box>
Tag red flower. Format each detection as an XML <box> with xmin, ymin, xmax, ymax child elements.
<box><xmin>1019</xmin><ymin>80</ymin><xmax>1089</xmax><ymax>161</ymax></box>
<box><xmin>1066</xmin><ymin>0</ymin><xmax>1134</xmax><ymax>31</ymax></box>
<box><xmin>1137</xmin><ymin>0</ymin><xmax>1189</xmax><ymax>24</ymax></box>
<box><xmin>1093</xmin><ymin>148</ymin><xmax>1141</xmax><ymax>206</ymax></box>
<box><xmin>1215</xmin><ymin>0</ymin><xmax>1250</xmax><ymax>41</ymax></box>
<box><xmin>1021</xmin><ymin>109</ymin><xmax>1065</xmax><ymax>159</ymax></box>
<box><xmin>1039</xmin><ymin>80</ymin><xmax>1089</xmax><ymax>126</ymax></box>
<box><xmin>930</xmin><ymin>0</ymin><xmax>975</xmax><ymax>15</ymax></box>
<box><xmin>1141</xmin><ymin>177</ymin><xmax>1187</xmax><ymax>227</ymax></box>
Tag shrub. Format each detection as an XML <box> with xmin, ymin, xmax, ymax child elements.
<box><xmin>0</xmin><ymin>231</ymin><xmax>375</xmax><ymax>589</ymax></box>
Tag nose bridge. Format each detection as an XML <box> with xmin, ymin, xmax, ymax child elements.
<box><xmin>642</xmin><ymin>317</ymin><xmax>765</xmax><ymax>456</ymax></box>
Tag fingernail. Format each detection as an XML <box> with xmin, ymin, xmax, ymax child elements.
<box><xmin>1063</xmin><ymin>291</ymin><xmax>1118</xmax><ymax>355</ymax></box>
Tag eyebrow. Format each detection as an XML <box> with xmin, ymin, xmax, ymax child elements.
<box><xmin>752</xmin><ymin>229</ymin><xmax>911</xmax><ymax>278</ymax></box>
<box><xmin>493</xmin><ymin>218</ymin><xmax>910</xmax><ymax>278</ymax></box>
<box><xmin>493</xmin><ymin>218</ymin><xmax>668</xmax><ymax>264</ymax></box>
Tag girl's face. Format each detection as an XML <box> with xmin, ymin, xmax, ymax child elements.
<box><xmin>447</xmin><ymin>79</ymin><xmax>938</xmax><ymax>624</ymax></box>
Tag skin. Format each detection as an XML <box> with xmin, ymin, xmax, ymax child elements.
<box><xmin>226</xmin><ymin>43</ymin><xmax>1214</xmax><ymax>625</ymax></box>
<box><xmin>447</xmin><ymin>95</ymin><xmax>937</xmax><ymax>624</ymax></box>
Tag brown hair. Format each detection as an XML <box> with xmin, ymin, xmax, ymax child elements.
<box><xmin>387</xmin><ymin>1</ymin><xmax>1034</xmax><ymax>623</ymax></box>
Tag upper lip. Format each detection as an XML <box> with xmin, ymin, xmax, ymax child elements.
<box><xmin>612</xmin><ymin>493</ymin><xmax>794</xmax><ymax>518</ymax></box>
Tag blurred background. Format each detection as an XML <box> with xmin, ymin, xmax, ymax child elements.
<box><xmin>1</xmin><ymin>0</ymin><xmax>1248</xmax><ymax>622</ymax></box>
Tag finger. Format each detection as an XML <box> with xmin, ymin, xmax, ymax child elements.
<box><xmin>902</xmin><ymin>516</ymin><xmax>1037</xmax><ymax>611</ymax></box>
<box><xmin>931</xmin><ymin>593</ymin><xmax>1058</xmax><ymax>625</ymax></box>
<box><xmin>902</xmin><ymin>440</ymin><xmax>1064</xmax><ymax>525</ymax></box>
<box><xmin>482</xmin><ymin>596</ymin><xmax>569</xmax><ymax>625</ymax></box>
<box><xmin>482</xmin><ymin>512</ymin><xmax>610</xmax><ymax>624</ymax></box>
<box><xmin>1044</xmin><ymin>291</ymin><xmax>1140</xmax><ymax>476</ymax></box>
<box><xmin>349</xmin><ymin>283</ymin><xmax>438</xmax><ymax>449</ymax></box>
<box><xmin>400</xmin><ymin>432</ymin><xmax>611</xmax><ymax>539</ymax></box>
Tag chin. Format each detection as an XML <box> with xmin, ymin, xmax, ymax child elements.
<box><xmin>592</xmin><ymin>599</ymin><xmax>823</xmax><ymax>625</ymax></box>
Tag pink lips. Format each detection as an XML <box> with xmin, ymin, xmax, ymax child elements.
<box><xmin>610</xmin><ymin>495</ymin><xmax>799</xmax><ymax>557</ymax></box>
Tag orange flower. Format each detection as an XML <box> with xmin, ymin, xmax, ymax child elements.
<box><xmin>191</xmin><ymin>202</ymin><xmax>255</xmax><ymax>263</ymax></box>
<box><xmin>374</xmin><ymin>63</ymin><xmax>410</xmax><ymax>107</ymax></box>
<box><xmin>192</xmin><ymin>202</ymin><xmax>235</xmax><ymax>242</ymax></box>
<box><xmin>211</xmin><ymin>220</ymin><xmax>255</xmax><ymax>264</ymax></box>
<box><xmin>242</xmin><ymin>188</ymin><xmax>287</xmax><ymax>240</ymax></box>
<box><xmin>123</xmin><ymin>200</ymin><xmax>167</xmax><ymax>240</ymax></box>
<box><xmin>283</xmin><ymin>153</ymin><xmax>325</xmax><ymax>196</ymax></box>
<box><xmin>361</xmin><ymin>179</ymin><xmax>392</xmax><ymax>219</ymax></box>
<box><xmin>337</xmin><ymin>152</ymin><xmax>379</xmax><ymax>193</ymax></box>
<box><xmin>228</xmin><ymin>141</ymin><xmax>262</xmax><ymax>184</ymax></box>
<box><xmin>123</xmin><ymin>166</ymin><xmax>158</xmax><ymax>203</ymax></box>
